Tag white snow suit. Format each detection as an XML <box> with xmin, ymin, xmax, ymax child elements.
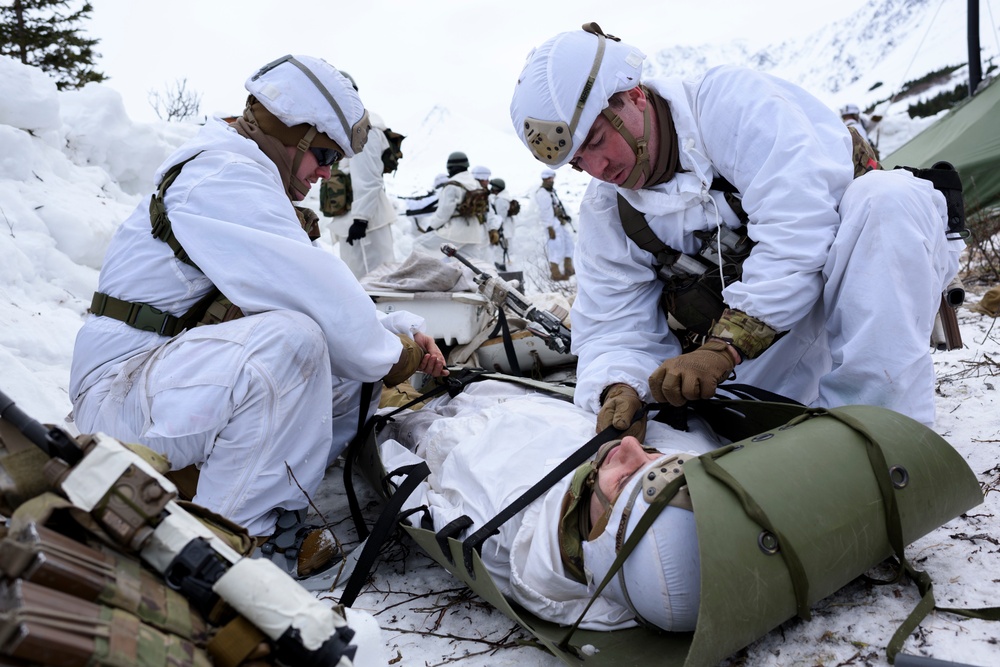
<box><xmin>330</xmin><ymin>112</ymin><xmax>398</xmax><ymax>278</ymax></box>
<box><xmin>535</xmin><ymin>185</ymin><xmax>574</xmax><ymax>265</ymax></box>
<box><xmin>572</xmin><ymin>66</ymin><xmax>962</xmax><ymax>426</ymax></box>
<box><xmin>412</xmin><ymin>170</ymin><xmax>498</xmax><ymax>264</ymax></box>
<box><xmin>69</xmin><ymin>118</ymin><xmax>423</xmax><ymax>536</ymax></box>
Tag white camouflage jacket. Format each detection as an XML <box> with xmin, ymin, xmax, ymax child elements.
<box><xmin>71</xmin><ymin>118</ymin><xmax>418</xmax><ymax>401</ymax></box>
<box><xmin>572</xmin><ymin>65</ymin><xmax>857</xmax><ymax>412</ymax></box>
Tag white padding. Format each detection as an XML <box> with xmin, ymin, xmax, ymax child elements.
<box><xmin>140</xmin><ymin>501</ymin><xmax>242</xmax><ymax>573</ymax></box>
<box><xmin>62</xmin><ymin>433</ymin><xmax>176</xmax><ymax>511</ymax></box>
<box><xmin>213</xmin><ymin>558</ymin><xmax>344</xmax><ymax>649</ymax></box>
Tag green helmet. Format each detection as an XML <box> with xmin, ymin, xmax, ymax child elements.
<box><xmin>447</xmin><ymin>151</ymin><xmax>469</xmax><ymax>176</ymax></box>
<box><xmin>489</xmin><ymin>178</ymin><xmax>506</xmax><ymax>192</ymax></box>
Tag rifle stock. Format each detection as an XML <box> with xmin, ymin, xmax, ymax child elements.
<box><xmin>937</xmin><ymin>294</ymin><xmax>963</xmax><ymax>351</ymax></box>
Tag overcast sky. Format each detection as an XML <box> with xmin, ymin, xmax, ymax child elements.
<box><xmin>87</xmin><ymin>0</ymin><xmax>870</xmax><ymax>134</ymax></box>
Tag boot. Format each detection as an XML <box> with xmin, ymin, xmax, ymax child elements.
<box><xmin>258</xmin><ymin>510</ymin><xmax>342</xmax><ymax>578</ymax></box>
<box><xmin>563</xmin><ymin>257</ymin><xmax>575</xmax><ymax>278</ymax></box>
<box><xmin>549</xmin><ymin>262</ymin><xmax>564</xmax><ymax>281</ymax></box>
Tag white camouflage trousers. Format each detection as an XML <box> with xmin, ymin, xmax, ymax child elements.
<box><xmin>72</xmin><ymin>310</ymin><xmax>378</xmax><ymax>536</ymax></box>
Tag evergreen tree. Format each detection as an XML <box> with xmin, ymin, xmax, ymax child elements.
<box><xmin>0</xmin><ymin>0</ymin><xmax>106</xmax><ymax>90</ymax></box>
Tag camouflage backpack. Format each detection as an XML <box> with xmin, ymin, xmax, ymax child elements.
<box><xmin>449</xmin><ymin>182</ymin><xmax>491</xmax><ymax>223</ymax></box>
<box><xmin>320</xmin><ymin>163</ymin><xmax>352</xmax><ymax>218</ymax></box>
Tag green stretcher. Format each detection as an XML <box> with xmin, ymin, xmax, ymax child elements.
<box><xmin>347</xmin><ymin>395</ymin><xmax>984</xmax><ymax>666</ymax></box>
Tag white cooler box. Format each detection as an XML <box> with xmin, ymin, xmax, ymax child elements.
<box><xmin>368</xmin><ymin>290</ymin><xmax>493</xmax><ymax>346</ymax></box>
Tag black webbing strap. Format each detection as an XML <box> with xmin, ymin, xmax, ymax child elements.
<box><xmin>455</xmin><ymin>405</ymin><xmax>662</xmax><ymax>577</ymax></box>
<box><xmin>342</xmin><ymin>381</ymin><xmax>377</xmax><ymax>539</ymax></box>
<box><xmin>495</xmin><ymin>308</ymin><xmax>522</xmax><ymax>376</ymax></box>
<box><xmin>454</xmin><ymin>384</ymin><xmax>805</xmax><ymax>577</ymax></box>
<box><xmin>617</xmin><ymin>193</ymin><xmax>680</xmax><ymax>267</ymax></box>
<box><xmin>338</xmin><ymin>461</ymin><xmax>430</xmax><ymax>607</ymax></box>
<box><xmin>435</xmin><ymin>516</ymin><xmax>474</xmax><ymax>566</ymax></box>
<box><xmin>615</xmin><ymin>176</ymin><xmax>740</xmax><ymax>269</ymax></box>
<box><xmin>342</xmin><ymin>370</ymin><xmax>491</xmax><ymax>538</ymax></box>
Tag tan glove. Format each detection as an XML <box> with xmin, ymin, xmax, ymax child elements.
<box><xmin>649</xmin><ymin>339</ymin><xmax>736</xmax><ymax>407</ymax></box>
<box><xmin>596</xmin><ymin>383</ymin><xmax>646</xmax><ymax>442</ymax></box>
<box><xmin>547</xmin><ymin>226</ymin><xmax>557</xmax><ymax>240</ymax></box>
<box><xmin>489</xmin><ymin>229</ymin><xmax>500</xmax><ymax>245</ymax></box>
<box><xmin>382</xmin><ymin>335</ymin><xmax>425</xmax><ymax>387</ymax></box>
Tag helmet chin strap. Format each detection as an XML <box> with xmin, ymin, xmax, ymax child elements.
<box><xmin>289</xmin><ymin>126</ymin><xmax>318</xmax><ymax>199</ymax></box>
<box><xmin>601</xmin><ymin>103</ymin><xmax>651</xmax><ymax>189</ymax></box>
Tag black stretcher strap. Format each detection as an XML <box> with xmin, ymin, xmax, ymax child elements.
<box><xmin>338</xmin><ymin>461</ymin><xmax>430</xmax><ymax>607</ymax></box>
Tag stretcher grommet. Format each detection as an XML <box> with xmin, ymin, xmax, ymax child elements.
<box><xmin>751</xmin><ymin>433</ymin><xmax>774</xmax><ymax>442</ymax></box>
<box><xmin>889</xmin><ymin>465</ymin><xmax>910</xmax><ymax>489</ymax></box>
<box><xmin>757</xmin><ymin>531</ymin><xmax>780</xmax><ymax>555</ymax></box>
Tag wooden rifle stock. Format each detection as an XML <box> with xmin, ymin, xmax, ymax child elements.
<box><xmin>935</xmin><ymin>293</ymin><xmax>963</xmax><ymax>351</ymax></box>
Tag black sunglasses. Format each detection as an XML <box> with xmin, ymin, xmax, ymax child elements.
<box><xmin>309</xmin><ymin>146</ymin><xmax>342</xmax><ymax>167</ymax></box>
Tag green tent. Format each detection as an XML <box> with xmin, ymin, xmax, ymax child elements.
<box><xmin>882</xmin><ymin>74</ymin><xmax>1000</xmax><ymax>213</ymax></box>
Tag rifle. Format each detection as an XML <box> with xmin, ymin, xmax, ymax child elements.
<box><xmin>440</xmin><ymin>243</ymin><xmax>572</xmax><ymax>355</ymax></box>
<box><xmin>0</xmin><ymin>389</ymin><xmax>358</xmax><ymax>667</ymax></box>
<box><xmin>931</xmin><ymin>276</ymin><xmax>965</xmax><ymax>351</ymax></box>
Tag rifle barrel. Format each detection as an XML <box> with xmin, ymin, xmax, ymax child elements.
<box><xmin>0</xmin><ymin>389</ymin><xmax>81</xmax><ymax>464</ymax></box>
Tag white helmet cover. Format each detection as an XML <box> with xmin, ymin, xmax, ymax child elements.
<box><xmin>510</xmin><ymin>26</ymin><xmax>645</xmax><ymax>168</ymax></box>
<box><xmin>581</xmin><ymin>457</ymin><xmax>702</xmax><ymax>631</ymax></box>
<box><xmin>246</xmin><ymin>54</ymin><xmax>369</xmax><ymax>157</ymax></box>
<box><xmin>471</xmin><ymin>165</ymin><xmax>492</xmax><ymax>181</ymax></box>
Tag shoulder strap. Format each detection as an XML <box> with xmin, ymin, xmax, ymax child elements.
<box><xmin>616</xmin><ymin>193</ymin><xmax>682</xmax><ymax>267</ymax></box>
<box><xmin>149</xmin><ymin>153</ymin><xmax>204</xmax><ymax>270</ymax></box>
<box><xmin>616</xmin><ymin>173</ymin><xmax>747</xmax><ymax>269</ymax></box>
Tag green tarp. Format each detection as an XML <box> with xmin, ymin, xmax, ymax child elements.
<box><xmin>882</xmin><ymin>75</ymin><xmax>1000</xmax><ymax>213</ymax></box>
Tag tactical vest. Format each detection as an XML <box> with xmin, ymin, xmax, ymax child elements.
<box><xmin>90</xmin><ymin>156</ymin><xmax>321</xmax><ymax>336</ymax></box>
<box><xmin>618</xmin><ymin>127</ymin><xmax>964</xmax><ymax>351</ymax></box>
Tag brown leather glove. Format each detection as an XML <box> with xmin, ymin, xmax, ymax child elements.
<box><xmin>547</xmin><ymin>226</ymin><xmax>557</xmax><ymax>240</ymax></box>
<box><xmin>649</xmin><ymin>339</ymin><xmax>736</xmax><ymax>407</ymax></box>
<box><xmin>596</xmin><ymin>383</ymin><xmax>646</xmax><ymax>442</ymax></box>
<box><xmin>489</xmin><ymin>229</ymin><xmax>500</xmax><ymax>245</ymax></box>
<box><xmin>382</xmin><ymin>335</ymin><xmax>425</xmax><ymax>387</ymax></box>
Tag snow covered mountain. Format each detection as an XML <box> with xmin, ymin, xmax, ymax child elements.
<box><xmin>649</xmin><ymin>0</ymin><xmax>992</xmax><ymax>97</ymax></box>
<box><xmin>389</xmin><ymin>0</ymin><xmax>997</xmax><ymax>201</ymax></box>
